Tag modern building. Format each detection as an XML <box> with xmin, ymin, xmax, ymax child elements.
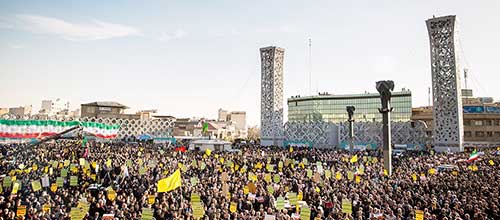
<box><xmin>80</xmin><ymin>101</ymin><xmax>138</xmax><ymax>119</ymax></box>
<box><xmin>412</xmin><ymin>96</ymin><xmax>500</xmax><ymax>145</ymax></box>
<box><xmin>8</xmin><ymin>105</ymin><xmax>32</xmax><ymax>117</ymax></box>
<box><xmin>40</xmin><ymin>98</ymin><xmax>70</xmax><ymax>116</ymax></box>
<box><xmin>173</xmin><ymin>117</ymin><xmax>246</xmax><ymax>140</ymax></box>
<box><xmin>288</xmin><ymin>90</ymin><xmax>412</xmax><ymax>123</ymax></box>
<box><xmin>218</xmin><ymin>109</ymin><xmax>228</xmax><ymax>122</ymax></box>
<box><xmin>227</xmin><ymin>111</ymin><xmax>246</xmax><ymax>130</ymax></box>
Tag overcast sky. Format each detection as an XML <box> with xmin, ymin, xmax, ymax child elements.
<box><xmin>1</xmin><ymin>0</ymin><xmax>499</xmax><ymax>126</ymax></box>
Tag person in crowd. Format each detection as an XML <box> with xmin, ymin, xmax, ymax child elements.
<box><xmin>0</xmin><ymin>140</ymin><xmax>498</xmax><ymax>220</ymax></box>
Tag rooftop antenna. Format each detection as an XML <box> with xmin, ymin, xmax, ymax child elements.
<box><xmin>308</xmin><ymin>38</ymin><xmax>312</xmax><ymax>96</ymax></box>
<box><xmin>428</xmin><ymin>87</ymin><xmax>431</xmax><ymax>106</ymax></box>
<box><xmin>464</xmin><ymin>68</ymin><xmax>468</xmax><ymax>89</ymax></box>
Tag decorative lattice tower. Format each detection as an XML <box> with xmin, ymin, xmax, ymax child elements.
<box><xmin>260</xmin><ymin>46</ymin><xmax>285</xmax><ymax>146</ymax></box>
<box><xmin>426</xmin><ymin>15</ymin><xmax>464</xmax><ymax>152</ymax></box>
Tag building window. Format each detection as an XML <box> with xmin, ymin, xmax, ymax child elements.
<box><xmin>464</xmin><ymin>131</ymin><xmax>472</xmax><ymax>137</ymax></box>
<box><xmin>475</xmin><ymin>131</ymin><xmax>485</xmax><ymax>137</ymax></box>
<box><xmin>463</xmin><ymin>120</ymin><xmax>471</xmax><ymax>126</ymax></box>
<box><xmin>485</xmin><ymin>120</ymin><xmax>492</xmax><ymax>126</ymax></box>
<box><xmin>473</xmin><ymin>120</ymin><xmax>483</xmax><ymax>126</ymax></box>
<box><xmin>487</xmin><ymin>131</ymin><xmax>493</xmax><ymax>137</ymax></box>
<box><xmin>495</xmin><ymin>132</ymin><xmax>500</xmax><ymax>137</ymax></box>
<box><xmin>99</xmin><ymin>107</ymin><xmax>112</xmax><ymax>112</ymax></box>
<box><xmin>86</xmin><ymin>107</ymin><xmax>95</xmax><ymax>113</ymax></box>
<box><xmin>494</xmin><ymin>120</ymin><xmax>500</xmax><ymax>126</ymax></box>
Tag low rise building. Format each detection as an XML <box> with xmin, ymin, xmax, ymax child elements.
<box><xmin>0</xmin><ymin>108</ymin><xmax>8</xmax><ymax>116</ymax></box>
<box><xmin>80</xmin><ymin>101</ymin><xmax>139</xmax><ymax>119</ymax></box>
<box><xmin>40</xmin><ymin>98</ymin><xmax>70</xmax><ymax>116</ymax></box>
<box><xmin>412</xmin><ymin>96</ymin><xmax>500</xmax><ymax>145</ymax></box>
<box><xmin>8</xmin><ymin>105</ymin><xmax>32</xmax><ymax>117</ymax></box>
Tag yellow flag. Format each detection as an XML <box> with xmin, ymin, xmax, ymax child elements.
<box><xmin>205</xmin><ymin>149</ymin><xmax>212</xmax><ymax>156</ymax></box>
<box><xmin>335</xmin><ymin>172</ymin><xmax>342</xmax><ymax>180</ymax></box>
<box><xmin>411</xmin><ymin>173</ymin><xmax>417</xmax><ymax>181</ymax></box>
<box><xmin>230</xmin><ymin>202</ymin><xmax>237</xmax><ymax>213</ymax></box>
<box><xmin>428</xmin><ymin>168</ymin><xmax>436</xmax><ymax>175</ymax></box>
<box><xmin>157</xmin><ymin>169</ymin><xmax>182</xmax><ymax>193</ymax></box>
<box><xmin>12</xmin><ymin>182</ymin><xmax>20</xmax><ymax>194</ymax></box>
<box><xmin>255</xmin><ymin>162</ymin><xmax>263</xmax><ymax>169</ymax></box>
<box><xmin>489</xmin><ymin>160</ymin><xmax>495</xmax><ymax>166</ymax></box>
<box><xmin>289</xmin><ymin>146</ymin><xmax>293</xmax><ymax>153</ymax></box>
<box><xmin>350</xmin><ymin>155</ymin><xmax>358</xmax><ymax>163</ymax></box>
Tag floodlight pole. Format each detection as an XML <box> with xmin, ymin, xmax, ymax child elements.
<box><xmin>376</xmin><ymin>80</ymin><xmax>394</xmax><ymax>176</ymax></box>
<box><xmin>346</xmin><ymin>106</ymin><xmax>355</xmax><ymax>151</ymax></box>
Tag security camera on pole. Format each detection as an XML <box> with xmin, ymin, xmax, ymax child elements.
<box><xmin>376</xmin><ymin>80</ymin><xmax>394</xmax><ymax>176</ymax></box>
<box><xmin>346</xmin><ymin>106</ymin><xmax>355</xmax><ymax>151</ymax></box>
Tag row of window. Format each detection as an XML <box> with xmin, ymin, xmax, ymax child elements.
<box><xmin>464</xmin><ymin>120</ymin><xmax>500</xmax><ymax>126</ymax></box>
<box><xmin>288</xmin><ymin>114</ymin><xmax>411</xmax><ymax>122</ymax></box>
<box><xmin>464</xmin><ymin>131</ymin><xmax>500</xmax><ymax>138</ymax></box>
<box><xmin>291</xmin><ymin>100</ymin><xmax>411</xmax><ymax>107</ymax></box>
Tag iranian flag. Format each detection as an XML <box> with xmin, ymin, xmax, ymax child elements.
<box><xmin>0</xmin><ymin>119</ymin><xmax>120</xmax><ymax>139</ymax></box>
<box><xmin>467</xmin><ymin>151</ymin><xmax>480</xmax><ymax>162</ymax></box>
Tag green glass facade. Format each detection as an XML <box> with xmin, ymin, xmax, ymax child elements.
<box><xmin>287</xmin><ymin>91</ymin><xmax>412</xmax><ymax>123</ymax></box>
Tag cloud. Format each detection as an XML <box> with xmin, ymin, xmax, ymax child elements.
<box><xmin>158</xmin><ymin>29</ymin><xmax>188</xmax><ymax>42</ymax></box>
<box><xmin>2</xmin><ymin>14</ymin><xmax>141</xmax><ymax>41</ymax></box>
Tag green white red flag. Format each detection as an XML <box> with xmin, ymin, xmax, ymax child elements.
<box><xmin>0</xmin><ymin>119</ymin><xmax>119</xmax><ymax>139</ymax></box>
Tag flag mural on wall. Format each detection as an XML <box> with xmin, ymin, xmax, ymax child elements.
<box><xmin>0</xmin><ymin>120</ymin><xmax>120</xmax><ymax>139</ymax></box>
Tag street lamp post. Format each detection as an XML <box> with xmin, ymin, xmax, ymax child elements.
<box><xmin>346</xmin><ymin>106</ymin><xmax>356</xmax><ymax>151</ymax></box>
<box><xmin>376</xmin><ymin>80</ymin><xmax>394</xmax><ymax>176</ymax></box>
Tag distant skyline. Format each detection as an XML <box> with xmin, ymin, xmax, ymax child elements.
<box><xmin>1</xmin><ymin>0</ymin><xmax>499</xmax><ymax>126</ymax></box>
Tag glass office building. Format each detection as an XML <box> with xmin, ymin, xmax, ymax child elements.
<box><xmin>288</xmin><ymin>90</ymin><xmax>412</xmax><ymax>123</ymax></box>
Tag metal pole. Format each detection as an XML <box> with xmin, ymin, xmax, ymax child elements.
<box><xmin>376</xmin><ymin>80</ymin><xmax>394</xmax><ymax>176</ymax></box>
<box><xmin>346</xmin><ymin>106</ymin><xmax>355</xmax><ymax>152</ymax></box>
<box><xmin>349</xmin><ymin>120</ymin><xmax>354</xmax><ymax>151</ymax></box>
<box><xmin>381</xmin><ymin>106</ymin><xmax>392</xmax><ymax>176</ymax></box>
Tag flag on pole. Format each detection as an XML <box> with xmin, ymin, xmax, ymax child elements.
<box><xmin>350</xmin><ymin>155</ymin><xmax>358</xmax><ymax>163</ymax></box>
<box><xmin>82</xmin><ymin>137</ymin><xmax>89</xmax><ymax>158</ymax></box>
<box><xmin>157</xmin><ymin>169</ymin><xmax>182</xmax><ymax>193</ymax></box>
<box><xmin>205</xmin><ymin>149</ymin><xmax>212</xmax><ymax>156</ymax></box>
<box><xmin>175</xmin><ymin>146</ymin><xmax>187</xmax><ymax>152</ymax></box>
<box><xmin>202</xmin><ymin>122</ymin><xmax>209</xmax><ymax>133</ymax></box>
<box><xmin>467</xmin><ymin>151</ymin><xmax>479</xmax><ymax>162</ymax></box>
<box><xmin>82</xmin><ymin>137</ymin><xmax>88</xmax><ymax>148</ymax></box>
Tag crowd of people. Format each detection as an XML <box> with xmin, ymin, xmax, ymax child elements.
<box><xmin>0</xmin><ymin>140</ymin><xmax>499</xmax><ymax>220</ymax></box>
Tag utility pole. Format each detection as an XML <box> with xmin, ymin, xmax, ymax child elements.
<box><xmin>346</xmin><ymin>106</ymin><xmax>356</xmax><ymax>151</ymax></box>
<box><xmin>308</xmin><ymin>38</ymin><xmax>312</xmax><ymax>96</ymax></box>
<box><xmin>376</xmin><ymin>80</ymin><xmax>394</xmax><ymax>176</ymax></box>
